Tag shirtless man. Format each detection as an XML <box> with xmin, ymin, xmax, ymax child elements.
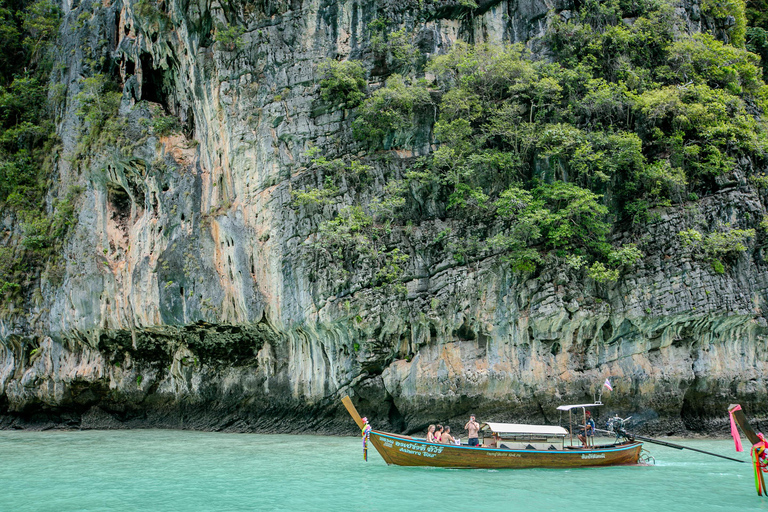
<box><xmin>442</xmin><ymin>426</ymin><xmax>456</xmax><ymax>445</ymax></box>
<box><xmin>465</xmin><ymin>414</ymin><xmax>480</xmax><ymax>447</ymax></box>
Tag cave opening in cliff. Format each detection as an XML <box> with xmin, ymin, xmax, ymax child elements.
<box><xmin>454</xmin><ymin>320</ymin><xmax>476</xmax><ymax>341</ymax></box>
<box><xmin>139</xmin><ymin>52</ymin><xmax>172</xmax><ymax>113</ymax></box>
<box><xmin>112</xmin><ymin>10</ymin><xmax>121</xmax><ymax>51</ymax></box>
<box><xmin>601</xmin><ymin>320</ymin><xmax>614</xmax><ymax>343</ymax></box>
<box><xmin>108</xmin><ymin>184</ymin><xmax>131</xmax><ymax>225</ymax></box>
<box><xmin>125</xmin><ymin>59</ymin><xmax>135</xmax><ymax>77</ymax></box>
<box><xmin>680</xmin><ymin>378</ymin><xmax>709</xmax><ymax>431</ymax></box>
<box><xmin>182</xmin><ymin>106</ymin><xmax>195</xmax><ymax>139</ymax></box>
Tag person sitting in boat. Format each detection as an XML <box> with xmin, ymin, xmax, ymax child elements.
<box><xmin>578</xmin><ymin>411</ymin><xmax>596</xmax><ymax>447</ymax></box>
<box><xmin>465</xmin><ymin>414</ymin><xmax>480</xmax><ymax>447</ymax></box>
<box><xmin>442</xmin><ymin>426</ymin><xmax>456</xmax><ymax>445</ymax></box>
<box><xmin>434</xmin><ymin>424</ymin><xmax>444</xmax><ymax>443</ymax></box>
<box><xmin>426</xmin><ymin>424</ymin><xmax>436</xmax><ymax>443</ymax></box>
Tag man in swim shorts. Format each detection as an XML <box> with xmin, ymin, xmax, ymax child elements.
<box><xmin>465</xmin><ymin>414</ymin><xmax>480</xmax><ymax>447</ymax></box>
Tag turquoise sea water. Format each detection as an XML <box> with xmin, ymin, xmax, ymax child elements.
<box><xmin>1</xmin><ymin>430</ymin><xmax>767</xmax><ymax>512</ymax></box>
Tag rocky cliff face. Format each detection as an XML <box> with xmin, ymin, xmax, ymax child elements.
<box><xmin>1</xmin><ymin>0</ymin><xmax>766</xmax><ymax>434</ymax></box>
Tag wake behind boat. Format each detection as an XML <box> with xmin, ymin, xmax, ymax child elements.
<box><xmin>341</xmin><ymin>396</ymin><xmax>643</xmax><ymax>469</ymax></box>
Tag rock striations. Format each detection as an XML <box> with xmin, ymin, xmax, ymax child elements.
<box><xmin>1</xmin><ymin>0</ymin><xmax>767</xmax><ymax>434</ymax></box>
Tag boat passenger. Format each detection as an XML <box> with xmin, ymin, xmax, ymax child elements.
<box><xmin>577</xmin><ymin>411</ymin><xmax>596</xmax><ymax>447</ymax></box>
<box><xmin>434</xmin><ymin>425</ymin><xmax>444</xmax><ymax>443</ymax></box>
<box><xmin>442</xmin><ymin>426</ymin><xmax>456</xmax><ymax>445</ymax></box>
<box><xmin>426</xmin><ymin>424</ymin><xmax>436</xmax><ymax>443</ymax></box>
<box><xmin>465</xmin><ymin>414</ymin><xmax>480</xmax><ymax>447</ymax></box>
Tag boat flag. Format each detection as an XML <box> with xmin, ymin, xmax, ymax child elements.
<box><xmin>603</xmin><ymin>379</ymin><xmax>613</xmax><ymax>391</ymax></box>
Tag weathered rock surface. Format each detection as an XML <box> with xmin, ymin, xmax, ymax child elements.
<box><xmin>1</xmin><ymin>0</ymin><xmax>767</xmax><ymax>435</ymax></box>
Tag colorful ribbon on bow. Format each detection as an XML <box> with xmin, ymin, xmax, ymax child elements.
<box><xmin>361</xmin><ymin>417</ymin><xmax>371</xmax><ymax>462</ymax></box>
<box><xmin>752</xmin><ymin>433</ymin><xmax>768</xmax><ymax>496</ymax></box>
<box><xmin>729</xmin><ymin>404</ymin><xmax>744</xmax><ymax>452</ymax></box>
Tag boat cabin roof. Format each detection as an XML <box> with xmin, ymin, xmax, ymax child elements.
<box><xmin>556</xmin><ymin>403</ymin><xmax>603</xmax><ymax>411</ymax></box>
<box><xmin>480</xmin><ymin>422</ymin><xmax>568</xmax><ymax>437</ymax></box>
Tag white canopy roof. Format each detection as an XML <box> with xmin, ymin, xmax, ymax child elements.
<box><xmin>556</xmin><ymin>403</ymin><xmax>603</xmax><ymax>411</ymax></box>
<box><xmin>480</xmin><ymin>422</ymin><xmax>568</xmax><ymax>436</ymax></box>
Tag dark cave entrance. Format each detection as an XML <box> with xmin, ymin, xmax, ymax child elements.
<box><xmin>139</xmin><ymin>52</ymin><xmax>195</xmax><ymax>137</ymax></box>
<box><xmin>139</xmin><ymin>52</ymin><xmax>171</xmax><ymax>113</ymax></box>
<box><xmin>108</xmin><ymin>184</ymin><xmax>132</xmax><ymax>226</ymax></box>
<box><xmin>125</xmin><ymin>59</ymin><xmax>135</xmax><ymax>77</ymax></box>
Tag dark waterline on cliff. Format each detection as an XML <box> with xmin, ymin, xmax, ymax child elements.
<box><xmin>0</xmin><ymin>430</ymin><xmax>764</xmax><ymax>512</ymax></box>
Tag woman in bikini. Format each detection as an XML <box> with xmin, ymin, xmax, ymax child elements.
<box><xmin>434</xmin><ymin>424</ymin><xmax>444</xmax><ymax>443</ymax></box>
<box><xmin>426</xmin><ymin>424</ymin><xmax>436</xmax><ymax>443</ymax></box>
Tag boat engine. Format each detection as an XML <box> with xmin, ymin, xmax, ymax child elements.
<box><xmin>605</xmin><ymin>415</ymin><xmax>633</xmax><ymax>441</ymax></box>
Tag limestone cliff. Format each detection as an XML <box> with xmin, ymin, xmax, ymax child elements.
<box><xmin>1</xmin><ymin>0</ymin><xmax>767</xmax><ymax>434</ymax></box>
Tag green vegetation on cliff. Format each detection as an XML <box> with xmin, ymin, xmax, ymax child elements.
<box><xmin>301</xmin><ymin>0</ymin><xmax>768</xmax><ymax>292</ymax></box>
<box><xmin>0</xmin><ymin>0</ymin><xmax>63</xmax><ymax>304</ymax></box>
<box><xmin>747</xmin><ymin>0</ymin><xmax>768</xmax><ymax>79</ymax></box>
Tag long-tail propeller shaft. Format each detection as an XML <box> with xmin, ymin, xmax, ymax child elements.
<box><xmin>603</xmin><ymin>415</ymin><xmax>745</xmax><ymax>464</ymax></box>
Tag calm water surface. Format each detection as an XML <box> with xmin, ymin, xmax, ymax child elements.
<box><xmin>1</xmin><ymin>430</ymin><xmax>767</xmax><ymax>512</ymax></box>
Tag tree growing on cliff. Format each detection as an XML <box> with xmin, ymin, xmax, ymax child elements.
<box><xmin>679</xmin><ymin>225</ymin><xmax>756</xmax><ymax>273</ymax></box>
<box><xmin>352</xmin><ymin>75</ymin><xmax>432</xmax><ymax>150</ymax></box>
<box><xmin>318</xmin><ymin>59</ymin><xmax>367</xmax><ymax>109</ymax></box>
<box><xmin>213</xmin><ymin>23</ymin><xmax>245</xmax><ymax>51</ymax></box>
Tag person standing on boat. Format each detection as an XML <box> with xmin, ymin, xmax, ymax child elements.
<box><xmin>465</xmin><ymin>415</ymin><xmax>480</xmax><ymax>447</ymax></box>
<box><xmin>578</xmin><ymin>411</ymin><xmax>596</xmax><ymax>447</ymax></box>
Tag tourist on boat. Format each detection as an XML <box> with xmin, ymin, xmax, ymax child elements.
<box><xmin>442</xmin><ymin>426</ymin><xmax>456</xmax><ymax>445</ymax></box>
<box><xmin>426</xmin><ymin>424</ymin><xmax>436</xmax><ymax>442</ymax></box>
<box><xmin>586</xmin><ymin>411</ymin><xmax>596</xmax><ymax>436</ymax></box>
<box><xmin>464</xmin><ymin>414</ymin><xmax>480</xmax><ymax>447</ymax></box>
<box><xmin>578</xmin><ymin>411</ymin><xmax>596</xmax><ymax>447</ymax></box>
<box><xmin>434</xmin><ymin>425</ymin><xmax>444</xmax><ymax>443</ymax></box>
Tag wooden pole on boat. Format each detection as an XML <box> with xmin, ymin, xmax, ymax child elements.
<box><xmin>729</xmin><ymin>404</ymin><xmax>761</xmax><ymax>445</ymax></box>
<box><xmin>729</xmin><ymin>404</ymin><xmax>765</xmax><ymax>496</ymax></box>
<box><xmin>583</xmin><ymin>408</ymin><xmax>588</xmax><ymax>448</ymax></box>
<box><xmin>569</xmin><ymin>410</ymin><xmax>573</xmax><ymax>447</ymax></box>
<box><xmin>342</xmin><ymin>395</ymin><xmax>365</xmax><ymax>429</ymax></box>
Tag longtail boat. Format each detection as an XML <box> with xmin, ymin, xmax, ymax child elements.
<box><xmin>342</xmin><ymin>396</ymin><xmax>643</xmax><ymax>469</ymax></box>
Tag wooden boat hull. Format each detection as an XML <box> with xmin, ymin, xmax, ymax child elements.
<box><xmin>369</xmin><ymin>431</ymin><xmax>643</xmax><ymax>469</ymax></box>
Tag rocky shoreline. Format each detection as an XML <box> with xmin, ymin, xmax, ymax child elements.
<box><xmin>0</xmin><ymin>409</ymin><xmax>748</xmax><ymax>440</ymax></box>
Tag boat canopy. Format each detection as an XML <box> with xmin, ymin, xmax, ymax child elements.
<box><xmin>481</xmin><ymin>422</ymin><xmax>568</xmax><ymax>437</ymax></box>
<box><xmin>556</xmin><ymin>403</ymin><xmax>603</xmax><ymax>411</ymax></box>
